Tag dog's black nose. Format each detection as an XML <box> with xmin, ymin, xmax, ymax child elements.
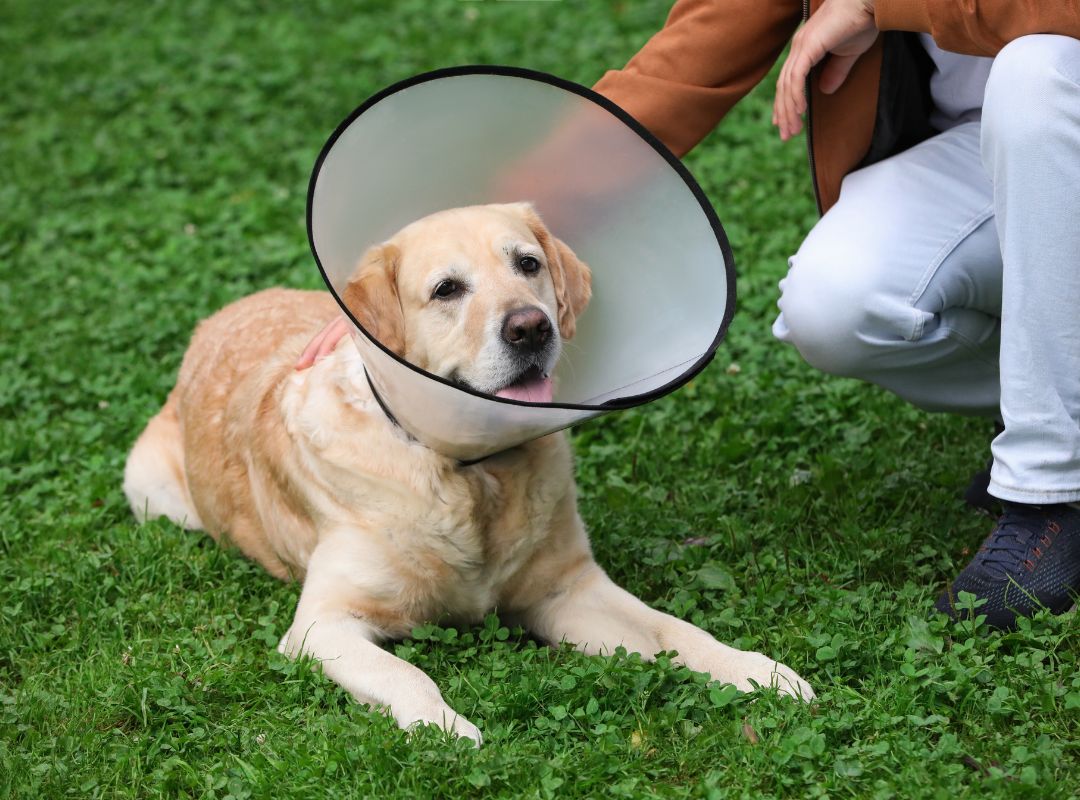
<box><xmin>502</xmin><ymin>307</ymin><xmax>552</xmax><ymax>351</ymax></box>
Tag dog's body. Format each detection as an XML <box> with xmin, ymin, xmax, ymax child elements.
<box><xmin>125</xmin><ymin>205</ymin><xmax>811</xmax><ymax>743</ymax></box>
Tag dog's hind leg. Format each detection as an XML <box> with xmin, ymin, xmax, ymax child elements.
<box><xmin>124</xmin><ymin>393</ymin><xmax>203</xmax><ymax>530</ymax></box>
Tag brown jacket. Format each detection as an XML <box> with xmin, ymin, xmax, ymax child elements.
<box><xmin>594</xmin><ymin>0</ymin><xmax>1080</xmax><ymax>212</ymax></box>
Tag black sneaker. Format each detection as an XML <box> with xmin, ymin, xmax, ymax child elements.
<box><xmin>935</xmin><ymin>502</ymin><xmax>1080</xmax><ymax>630</ymax></box>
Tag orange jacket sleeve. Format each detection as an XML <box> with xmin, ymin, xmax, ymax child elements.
<box><xmin>592</xmin><ymin>0</ymin><xmax>803</xmax><ymax>157</ymax></box>
<box><xmin>876</xmin><ymin>0</ymin><xmax>1080</xmax><ymax>56</ymax></box>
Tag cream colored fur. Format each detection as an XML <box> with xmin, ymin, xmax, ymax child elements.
<box><xmin>124</xmin><ymin>204</ymin><xmax>812</xmax><ymax>745</ymax></box>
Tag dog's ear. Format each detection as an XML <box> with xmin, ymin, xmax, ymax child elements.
<box><xmin>513</xmin><ymin>203</ymin><xmax>592</xmax><ymax>340</ymax></box>
<box><xmin>549</xmin><ymin>236</ymin><xmax>592</xmax><ymax>340</ymax></box>
<box><xmin>342</xmin><ymin>243</ymin><xmax>405</xmax><ymax>355</ymax></box>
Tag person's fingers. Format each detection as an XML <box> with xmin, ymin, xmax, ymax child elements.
<box><xmin>787</xmin><ymin>51</ymin><xmax>807</xmax><ymax>137</ymax></box>
<box><xmin>795</xmin><ymin>57</ymin><xmax>809</xmax><ymax>117</ymax></box>
<box><xmin>785</xmin><ymin>39</ymin><xmax>827</xmax><ymax>138</ymax></box>
<box><xmin>779</xmin><ymin>40</ymin><xmax>804</xmax><ymax>140</ymax></box>
<box><xmin>781</xmin><ymin>30</ymin><xmax>814</xmax><ymax>139</ymax></box>
<box><xmin>781</xmin><ymin>55</ymin><xmax>795</xmax><ymax>139</ymax></box>
<box><xmin>295</xmin><ymin>316</ymin><xmax>350</xmax><ymax>370</ymax></box>
<box><xmin>792</xmin><ymin>51</ymin><xmax>814</xmax><ymax>135</ymax></box>
<box><xmin>778</xmin><ymin>42</ymin><xmax>794</xmax><ymax>138</ymax></box>
<box><xmin>776</xmin><ymin>46</ymin><xmax>797</xmax><ymax>139</ymax></box>
<box><xmin>819</xmin><ymin>52</ymin><xmax>859</xmax><ymax>94</ymax></box>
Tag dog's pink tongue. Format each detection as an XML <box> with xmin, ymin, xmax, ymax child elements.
<box><xmin>495</xmin><ymin>375</ymin><xmax>553</xmax><ymax>404</ymax></box>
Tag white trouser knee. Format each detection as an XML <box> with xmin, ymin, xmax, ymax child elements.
<box><xmin>773</xmin><ymin>249</ymin><xmax>890</xmax><ymax>380</ymax></box>
<box><xmin>981</xmin><ymin>34</ymin><xmax>1080</xmax><ymax>163</ymax></box>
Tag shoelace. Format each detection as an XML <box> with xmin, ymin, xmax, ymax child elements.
<box><xmin>976</xmin><ymin>503</ymin><xmax>1049</xmax><ymax>578</ymax></box>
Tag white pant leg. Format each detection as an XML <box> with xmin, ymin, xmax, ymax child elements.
<box><xmin>981</xmin><ymin>35</ymin><xmax>1080</xmax><ymax>504</ymax></box>
<box><xmin>773</xmin><ymin>121</ymin><xmax>1002</xmax><ymax>415</ymax></box>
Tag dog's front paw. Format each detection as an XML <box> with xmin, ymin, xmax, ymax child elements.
<box><xmin>402</xmin><ymin>706</ymin><xmax>483</xmax><ymax>746</ymax></box>
<box><xmin>727</xmin><ymin>651</ymin><xmax>814</xmax><ymax>701</ymax></box>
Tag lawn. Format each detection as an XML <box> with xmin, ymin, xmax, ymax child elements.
<box><xmin>2</xmin><ymin>1</ymin><xmax>1078</xmax><ymax>797</ymax></box>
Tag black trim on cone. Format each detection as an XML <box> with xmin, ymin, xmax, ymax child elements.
<box><xmin>307</xmin><ymin>64</ymin><xmax>736</xmax><ymax>412</ymax></box>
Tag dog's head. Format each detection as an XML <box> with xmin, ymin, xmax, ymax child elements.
<box><xmin>342</xmin><ymin>203</ymin><xmax>591</xmax><ymax>402</ymax></box>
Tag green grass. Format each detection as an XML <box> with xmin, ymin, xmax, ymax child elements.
<box><xmin>2</xmin><ymin>1</ymin><xmax>1078</xmax><ymax>797</ymax></box>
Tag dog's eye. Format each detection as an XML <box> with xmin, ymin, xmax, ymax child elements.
<box><xmin>432</xmin><ymin>279</ymin><xmax>460</xmax><ymax>299</ymax></box>
<box><xmin>518</xmin><ymin>255</ymin><xmax>541</xmax><ymax>274</ymax></box>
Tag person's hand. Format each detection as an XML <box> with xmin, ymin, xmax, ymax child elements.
<box><xmin>295</xmin><ymin>316</ymin><xmax>351</xmax><ymax>370</ymax></box>
<box><xmin>773</xmin><ymin>0</ymin><xmax>878</xmax><ymax>141</ymax></box>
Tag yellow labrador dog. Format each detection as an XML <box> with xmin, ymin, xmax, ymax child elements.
<box><xmin>124</xmin><ymin>203</ymin><xmax>812</xmax><ymax>744</ymax></box>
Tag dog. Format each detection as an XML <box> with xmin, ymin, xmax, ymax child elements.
<box><xmin>124</xmin><ymin>202</ymin><xmax>812</xmax><ymax>744</ymax></box>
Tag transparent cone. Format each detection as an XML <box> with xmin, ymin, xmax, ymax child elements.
<box><xmin>309</xmin><ymin>67</ymin><xmax>735</xmax><ymax>461</ymax></box>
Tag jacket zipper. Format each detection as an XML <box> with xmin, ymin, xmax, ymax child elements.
<box><xmin>802</xmin><ymin>0</ymin><xmax>824</xmax><ymax>213</ymax></box>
